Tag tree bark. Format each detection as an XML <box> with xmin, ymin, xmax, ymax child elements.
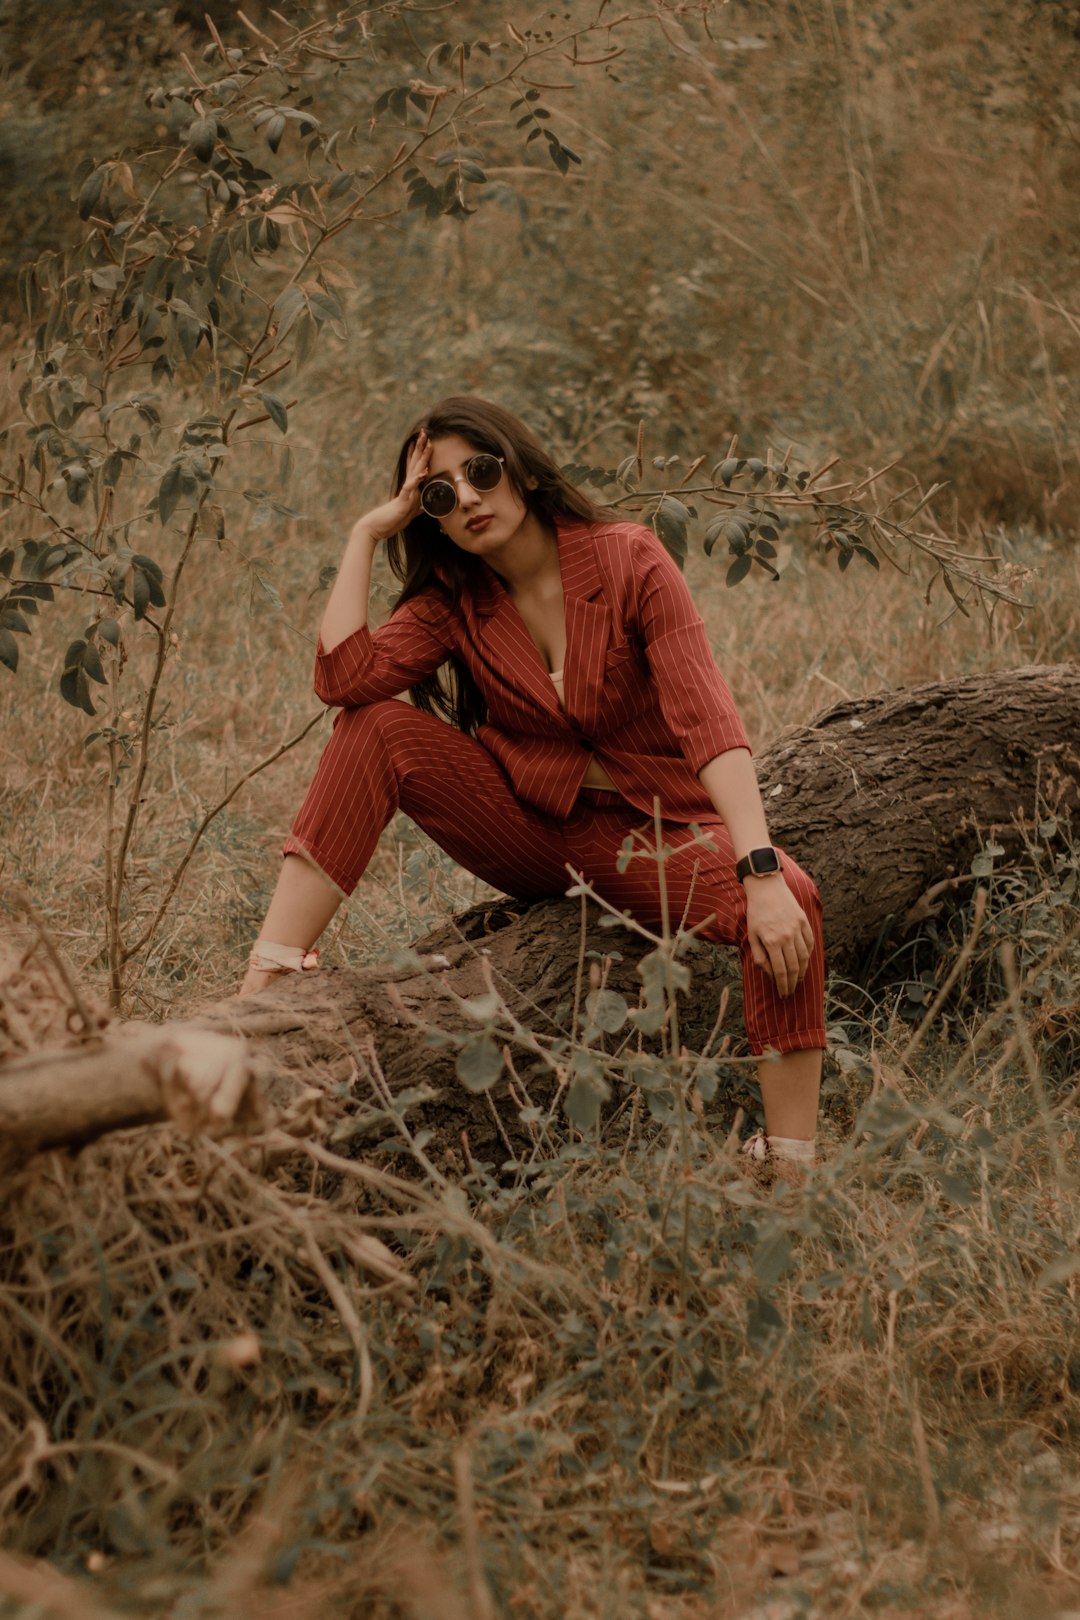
<box><xmin>2</xmin><ymin>663</ymin><xmax>1077</xmax><ymax>1175</ymax></box>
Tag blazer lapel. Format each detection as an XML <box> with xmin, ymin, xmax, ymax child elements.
<box><xmin>470</xmin><ymin>571</ymin><xmax>564</xmax><ymax>719</ymax></box>
<box><xmin>467</xmin><ymin>520</ymin><xmax>612</xmax><ymax>725</ymax></box>
<box><xmin>559</xmin><ymin>520</ymin><xmax>611</xmax><ymax>727</ymax></box>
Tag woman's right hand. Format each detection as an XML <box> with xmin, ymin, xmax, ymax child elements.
<box><xmin>351</xmin><ymin>430</ymin><xmax>432</xmax><ymax>545</ymax></box>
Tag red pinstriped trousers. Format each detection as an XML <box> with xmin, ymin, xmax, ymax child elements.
<box><xmin>283</xmin><ymin>701</ymin><xmax>826</xmax><ymax>1056</ymax></box>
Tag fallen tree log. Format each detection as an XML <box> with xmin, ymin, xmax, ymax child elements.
<box><xmin>2</xmin><ymin>662</ymin><xmax>1078</xmax><ymax>1175</ymax></box>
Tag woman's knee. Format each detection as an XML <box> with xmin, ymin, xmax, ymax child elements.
<box><xmin>329</xmin><ymin>698</ymin><xmax>439</xmax><ymax>761</ymax></box>
<box><xmin>331</xmin><ymin>697</ymin><xmax>405</xmax><ymax>738</ymax></box>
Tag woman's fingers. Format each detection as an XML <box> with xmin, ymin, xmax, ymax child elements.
<box><xmin>749</xmin><ymin>931</ymin><xmax>772</xmax><ymax>977</ymax></box>
<box><xmin>745</xmin><ymin>882</ymin><xmax>817</xmax><ymax>998</ymax></box>
<box><xmin>750</xmin><ymin>920</ymin><xmax>812</xmax><ymax>997</ymax></box>
<box><xmin>401</xmin><ymin>432</ymin><xmax>431</xmax><ymax>494</ymax></box>
<box><xmin>767</xmin><ymin>939</ymin><xmax>795</xmax><ymax>997</ymax></box>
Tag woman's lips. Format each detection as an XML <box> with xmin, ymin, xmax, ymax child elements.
<box><xmin>465</xmin><ymin>515</ymin><xmax>492</xmax><ymax>533</ymax></box>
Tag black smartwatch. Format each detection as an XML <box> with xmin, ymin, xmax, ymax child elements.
<box><xmin>736</xmin><ymin>846</ymin><xmax>783</xmax><ymax>882</ymax></box>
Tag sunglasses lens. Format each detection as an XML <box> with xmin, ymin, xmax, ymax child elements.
<box><xmin>468</xmin><ymin>454</ymin><xmax>503</xmax><ymax>492</ymax></box>
<box><xmin>421</xmin><ymin>480</ymin><xmax>456</xmax><ymax>518</ymax></box>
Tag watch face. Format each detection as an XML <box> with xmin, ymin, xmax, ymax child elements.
<box><xmin>751</xmin><ymin>847</ymin><xmax>782</xmax><ymax>875</ymax></box>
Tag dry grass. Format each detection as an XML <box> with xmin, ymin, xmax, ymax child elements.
<box><xmin>2</xmin><ymin>0</ymin><xmax>1080</xmax><ymax>1613</ymax></box>
<box><xmin>1</xmin><ymin>880</ymin><xmax>1079</xmax><ymax>1617</ymax></box>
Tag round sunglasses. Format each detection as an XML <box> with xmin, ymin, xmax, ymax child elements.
<box><xmin>419</xmin><ymin>453</ymin><xmax>505</xmax><ymax>519</ymax></box>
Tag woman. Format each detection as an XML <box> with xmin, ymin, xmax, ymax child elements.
<box><xmin>242</xmin><ymin>397</ymin><xmax>825</xmax><ymax>1166</ymax></box>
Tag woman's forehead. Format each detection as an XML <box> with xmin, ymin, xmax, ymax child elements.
<box><xmin>424</xmin><ymin>432</ymin><xmax>490</xmax><ymax>476</ymax></box>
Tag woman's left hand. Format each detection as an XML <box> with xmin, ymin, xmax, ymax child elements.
<box><xmin>744</xmin><ymin>877</ymin><xmax>814</xmax><ymax>997</ymax></box>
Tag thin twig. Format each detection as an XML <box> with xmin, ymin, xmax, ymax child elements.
<box><xmin>898</xmin><ymin>888</ymin><xmax>987</xmax><ymax>1071</ymax></box>
<box><xmin>9</xmin><ymin>886</ymin><xmax>102</xmax><ymax>1038</ymax></box>
<box><xmin>124</xmin><ymin>709</ymin><xmax>326</xmax><ymax>964</ymax></box>
<box><xmin>108</xmin><ymin>502</ymin><xmax>205</xmax><ymax>1005</ymax></box>
<box><xmin>302</xmin><ymin>1229</ymin><xmax>375</xmax><ymax>1423</ymax></box>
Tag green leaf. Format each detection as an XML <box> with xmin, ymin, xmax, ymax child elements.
<box><xmin>60</xmin><ymin>665</ymin><xmax>95</xmax><ymax>715</ymax></box>
<box><xmin>309</xmin><ymin>291</ymin><xmax>344</xmax><ymax>325</ymax></box>
<box><xmin>294</xmin><ymin>311</ymin><xmax>318</xmax><ymax>369</ymax></box>
<box><xmin>694</xmin><ymin>1062</ymin><xmax>719</xmax><ymax>1103</ymax></box>
<box><xmin>252</xmin><ymin>569</ymin><xmax>282</xmax><ymax>612</ymax></box>
<box><xmin>266</xmin><ymin>113</ymin><xmax>287</xmax><ymax>153</ymax></box>
<box><xmin>643</xmin><ymin>1086</ymin><xmax>675</xmax><ymax>1123</ymax></box>
<box><xmin>131</xmin><ymin>553</ymin><xmax>164</xmax><ymax>582</ymax></box>
<box><xmin>652</xmin><ymin>495</ymin><xmax>690</xmax><ymax>567</ymax></box>
<box><xmin>726</xmin><ymin>554</ymin><xmax>752</xmax><ymax>587</ymax></box>
<box><xmin>81</xmin><ymin>643</ymin><xmax>106</xmax><ymax>684</ymax></box>
<box><xmin>717</xmin><ymin>457</ymin><xmax>740</xmax><ymax>487</ymax></box>
<box><xmin>564</xmin><ymin>1073</ymin><xmax>610</xmax><ymax>1132</ymax></box>
<box><xmin>64</xmin><ymin>467</ymin><xmax>89</xmax><ymax>505</ymax></box>
<box><xmin>207</xmin><ymin>231</ymin><xmax>231</xmax><ymax>287</ymax></box>
<box><xmin>462</xmin><ymin>991</ymin><xmax>501</xmax><ymax>1023</ymax></box>
<box><xmin>455</xmin><ymin>1035</ymin><xmax>503</xmax><ymax>1093</ymax></box>
<box><xmin>0</xmin><ymin>627</ymin><xmax>18</xmax><ymax>673</ymax></box>
<box><xmin>77</xmin><ymin>168</ymin><xmax>105</xmax><ymax>221</ymax></box>
<box><xmin>91</xmin><ymin>265</ymin><xmax>124</xmax><ymax>292</ymax></box>
<box><xmin>273</xmin><ymin>285</ymin><xmax>306</xmax><ymax>336</ymax></box>
<box><xmin>746</xmin><ymin>1291</ymin><xmax>784</xmax><ymax>1346</ymax></box>
<box><xmin>1037</xmin><ymin>1254</ymin><xmax>1080</xmax><ymax>1289</ymax></box>
<box><xmin>257</xmin><ymin>391</ymin><xmax>288</xmax><ymax>434</ymax></box>
<box><xmin>753</xmin><ymin>1228</ymin><xmax>793</xmax><ymax>1288</ymax></box>
<box><xmin>628</xmin><ymin>1059</ymin><xmax>667</xmax><ymax>1094</ymax></box>
<box><xmin>97</xmin><ymin>617</ymin><xmax>121</xmax><ymax>647</ymax></box>
<box><xmin>158</xmin><ymin>464</ymin><xmax>183</xmax><ymax>525</ymax></box>
<box><xmin>584</xmin><ymin>989</ymin><xmax>628</xmax><ymax>1033</ymax></box>
<box><xmin>171</xmin><ymin>305</ymin><xmax>203</xmax><ymax>361</ymax></box>
<box><xmin>971</xmin><ymin>841</ymin><xmax>1005</xmax><ymax>877</ymax></box>
<box><xmin>132</xmin><ymin>567</ymin><xmax>151</xmax><ymax>620</ymax></box>
<box><xmin>615</xmin><ymin>454</ymin><xmax>638</xmax><ymax>491</ymax></box>
<box><xmin>188</xmin><ymin>116</ymin><xmax>217</xmax><ymax>162</ymax></box>
<box><xmin>12</xmin><ymin>582</ymin><xmax>53</xmax><ymax>605</ymax></box>
<box><xmin>937</xmin><ymin>1172</ymin><xmax>973</xmax><ymax>1207</ymax></box>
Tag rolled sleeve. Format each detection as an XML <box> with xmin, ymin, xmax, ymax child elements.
<box><xmin>633</xmin><ymin>530</ymin><xmax>751</xmax><ymax>768</ymax></box>
<box><xmin>314</xmin><ymin>591</ymin><xmax>453</xmax><ymax>706</ymax></box>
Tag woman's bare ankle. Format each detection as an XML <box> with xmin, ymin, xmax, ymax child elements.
<box><xmin>237</xmin><ymin>965</ymin><xmax>281</xmax><ymax>997</ymax></box>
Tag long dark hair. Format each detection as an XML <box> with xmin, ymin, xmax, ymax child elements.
<box><xmin>385</xmin><ymin>396</ymin><xmax>606</xmax><ymax>734</ymax></box>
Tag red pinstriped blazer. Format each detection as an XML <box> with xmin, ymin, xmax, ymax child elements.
<box><xmin>313</xmin><ymin>518</ymin><xmax>751</xmax><ymax>823</ymax></box>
